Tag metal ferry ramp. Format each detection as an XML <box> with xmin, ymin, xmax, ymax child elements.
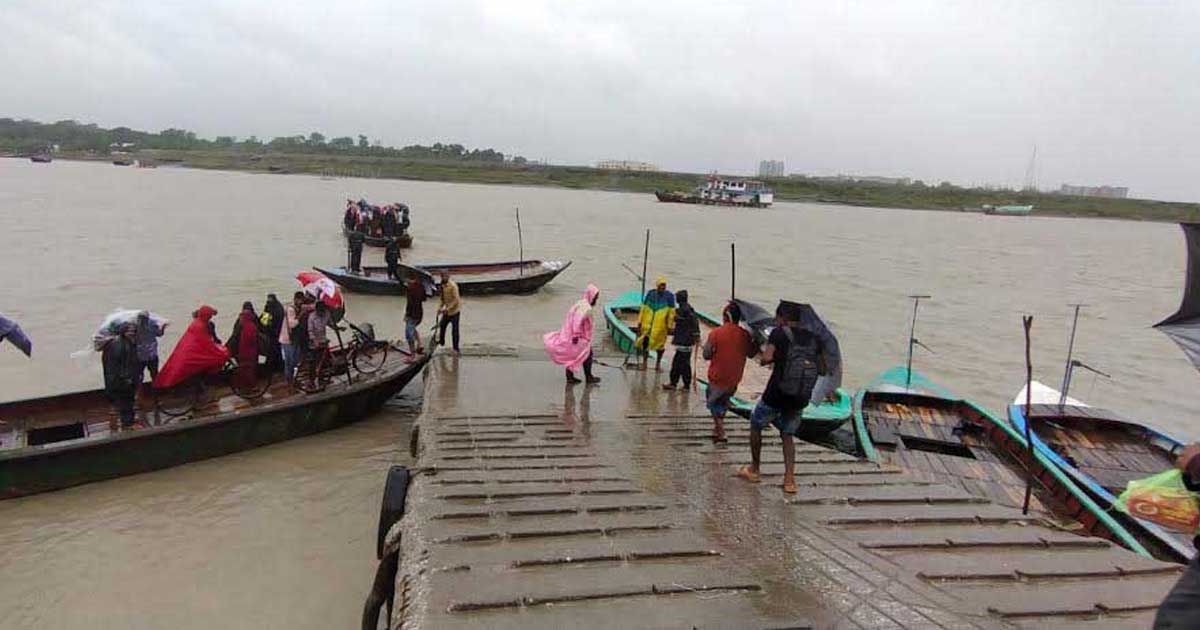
<box><xmin>379</xmin><ymin>353</ymin><xmax>1181</xmax><ymax>629</ymax></box>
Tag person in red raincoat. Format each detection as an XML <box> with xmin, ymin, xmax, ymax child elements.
<box><xmin>153</xmin><ymin>305</ymin><xmax>230</xmax><ymax>389</ymax></box>
<box><xmin>226</xmin><ymin>302</ymin><xmax>261</xmax><ymax>390</ymax></box>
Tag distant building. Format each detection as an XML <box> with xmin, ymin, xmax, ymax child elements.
<box><xmin>1059</xmin><ymin>184</ymin><xmax>1129</xmax><ymax>199</ymax></box>
<box><xmin>596</xmin><ymin>160</ymin><xmax>659</xmax><ymax>172</ymax></box>
<box><xmin>810</xmin><ymin>174</ymin><xmax>912</xmax><ymax>186</ymax></box>
<box><xmin>758</xmin><ymin>160</ymin><xmax>785</xmax><ymax>178</ymax></box>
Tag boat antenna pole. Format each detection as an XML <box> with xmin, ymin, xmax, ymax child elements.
<box><xmin>1058</xmin><ymin>304</ymin><xmax>1084</xmax><ymax>406</ymax></box>
<box><xmin>516</xmin><ymin>207</ymin><xmax>524</xmax><ymax>277</ymax></box>
<box><xmin>730</xmin><ymin>242</ymin><xmax>736</xmax><ymax>300</ymax></box>
<box><xmin>622</xmin><ymin>229</ymin><xmax>651</xmax><ymax>367</ymax></box>
<box><xmin>905</xmin><ymin>295</ymin><xmax>931</xmax><ymax>390</ymax></box>
<box><xmin>1022</xmin><ymin>315</ymin><xmax>1035</xmax><ymax>515</ymax></box>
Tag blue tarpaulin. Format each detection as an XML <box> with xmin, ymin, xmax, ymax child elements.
<box><xmin>0</xmin><ymin>313</ymin><xmax>32</xmax><ymax>357</ymax></box>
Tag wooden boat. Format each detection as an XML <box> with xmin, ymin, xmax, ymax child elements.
<box><xmin>1008</xmin><ymin>381</ymin><xmax>1192</xmax><ymax>563</ymax></box>
<box><xmin>603</xmin><ymin>289</ymin><xmax>853</xmax><ymax>436</ymax></box>
<box><xmin>852</xmin><ymin>366</ymin><xmax>1149</xmax><ymax>554</ymax></box>
<box><xmin>314</xmin><ymin>260</ymin><xmax>571</xmax><ymax>296</ymax></box>
<box><xmin>654</xmin><ymin>190</ymin><xmax>699</xmax><ymax>204</ymax></box>
<box><xmin>342</xmin><ymin>226</ymin><xmax>412</xmax><ymax>249</ymax></box>
<box><xmin>29</xmin><ymin>155</ymin><xmax>52</xmax><ymax>163</ymax></box>
<box><xmin>112</xmin><ymin>159</ymin><xmax>134</xmax><ymax>166</ymax></box>
<box><xmin>0</xmin><ymin>346</ymin><xmax>432</xmax><ymax>500</ymax></box>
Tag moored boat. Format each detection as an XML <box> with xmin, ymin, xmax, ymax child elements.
<box><xmin>852</xmin><ymin>365</ymin><xmax>1148</xmax><ymax>554</ymax></box>
<box><xmin>0</xmin><ymin>344</ymin><xmax>432</xmax><ymax>500</ymax></box>
<box><xmin>1008</xmin><ymin>382</ymin><xmax>1192</xmax><ymax>563</ymax></box>
<box><xmin>982</xmin><ymin>204</ymin><xmax>1034</xmax><ymax>216</ymax></box>
<box><xmin>603</xmin><ymin>289</ymin><xmax>852</xmax><ymax>436</ymax></box>
<box><xmin>29</xmin><ymin>155</ymin><xmax>52</xmax><ymax>163</ymax></box>
<box><xmin>314</xmin><ymin>259</ymin><xmax>571</xmax><ymax>296</ymax></box>
<box><xmin>343</xmin><ymin>225</ymin><xmax>413</xmax><ymax>248</ymax></box>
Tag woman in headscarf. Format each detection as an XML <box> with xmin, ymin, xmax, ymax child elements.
<box><xmin>227</xmin><ymin>302</ymin><xmax>262</xmax><ymax>390</ymax></box>
<box><xmin>636</xmin><ymin>276</ymin><xmax>676</xmax><ymax>371</ymax></box>
<box><xmin>154</xmin><ymin>305</ymin><xmax>230</xmax><ymax>390</ymax></box>
<box><xmin>261</xmin><ymin>294</ymin><xmax>286</xmax><ymax>372</ymax></box>
<box><xmin>544</xmin><ymin>284</ymin><xmax>601</xmax><ymax>385</ymax></box>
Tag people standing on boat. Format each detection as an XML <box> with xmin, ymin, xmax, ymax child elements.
<box><xmin>343</xmin><ymin>201</ymin><xmax>358</xmax><ymax>231</ymax></box>
<box><xmin>385</xmin><ymin>238</ymin><xmax>402</xmax><ymax>280</ymax></box>
<box><xmin>404</xmin><ymin>275</ymin><xmax>426</xmax><ymax>360</ymax></box>
<box><xmin>662</xmin><ymin>290</ymin><xmax>700</xmax><ymax>391</ymax></box>
<box><xmin>382</xmin><ymin>204</ymin><xmax>398</xmax><ymax>237</ymax></box>
<box><xmin>739</xmin><ymin>300</ymin><xmax>828</xmax><ymax>495</ymax></box>
<box><xmin>227</xmin><ymin>302</ymin><xmax>262</xmax><ymax>391</ymax></box>
<box><xmin>102</xmin><ymin>322</ymin><xmax>143</xmax><ymax>430</ymax></box>
<box><xmin>437</xmin><ymin>271</ymin><xmax>462</xmax><ymax>354</ymax></box>
<box><xmin>636</xmin><ymin>276</ymin><xmax>675</xmax><ymax>372</ymax></box>
<box><xmin>261</xmin><ymin>294</ymin><xmax>286</xmax><ymax>372</ymax></box>
<box><xmin>134</xmin><ymin>310</ymin><xmax>167</xmax><ymax>383</ymax></box>
<box><xmin>279</xmin><ymin>292</ymin><xmax>304</xmax><ymax>385</ymax></box>
<box><xmin>702</xmin><ymin>302</ymin><xmax>756</xmax><ymax>442</ymax></box>
<box><xmin>348</xmin><ymin>225</ymin><xmax>366</xmax><ymax>273</ymax></box>
<box><xmin>307</xmin><ymin>300</ymin><xmax>333</xmax><ymax>356</ymax></box>
<box><xmin>1154</xmin><ymin>442</ymin><xmax>1200</xmax><ymax>628</ymax></box>
<box><xmin>544</xmin><ymin>284</ymin><xmax>601</xmax><ymax>385</ymax></box>
<box><xmin>154</xmin><ymin>305</ymin><xmax>230</xmax><ymax>390</ymax></box>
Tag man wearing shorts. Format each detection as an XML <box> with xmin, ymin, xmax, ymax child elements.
<box><xmin>738</xmin><ymin>300</ymin><xmax>824</xmax><ymax>495</ymax></box>
<box><xmin>702</xmin><ymin>302</ymin><xmax>756</xmax><ymax>443</ymax></box>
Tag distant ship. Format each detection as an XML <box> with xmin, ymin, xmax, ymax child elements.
<box><xmin>29</xmin><ymin>155</ymin><xmax>52</xmax><ymax>163</ymax></box>
<box><xmin>655</xmin><ymin>175</ymin><xmax>774</xmax><ymax>208</ymax></box>
<box><xmin>982</xmin><ymin>204</ymin><xmax>1034</xmax><ymax>216</ymax></box>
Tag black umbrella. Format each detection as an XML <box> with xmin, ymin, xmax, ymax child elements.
<box><xmin>0</xmin><ymin>313</ymin><xmax>32</xmax><ymax>357</ymax></box>
<box><xmin>1156</xmin><ymin>223</ymin><xmax>1200</xmax><ymax>373</ymax></box>
<box><xmin>733</xmin><ymin>298</ymin><xmax>843</xmax><ymax>398</ymax></box>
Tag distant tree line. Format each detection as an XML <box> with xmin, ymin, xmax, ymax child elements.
<box><xmin>0</xmin><ymin>118</ymin><xmax>524</xmax><ymax>163</ymax></box>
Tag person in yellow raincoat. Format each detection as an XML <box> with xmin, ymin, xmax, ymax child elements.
<box><xmin>636</xmin><ymin>276</ymin><xmax>676</xmax><ymax>371</ymax></box>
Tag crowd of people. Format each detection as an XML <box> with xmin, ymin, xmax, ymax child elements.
<box><xmin>343</xmin><ymin>199</ymin><xmax>410</xmax><ymax>275</ymax></box>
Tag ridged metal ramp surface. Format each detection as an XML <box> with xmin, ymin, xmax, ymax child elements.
<box><xmin>386</xmin><ymin>356</ymin><xmax>1180</xmax><ymax>629</ymax></box>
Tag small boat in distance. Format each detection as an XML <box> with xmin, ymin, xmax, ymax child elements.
<box><xmin>982</xmin><ymin>204</ymin><xmax>1034</xmax><ymax>216</ymax></box>
<box><xmin>655</xmin><ymin>175</ymin><xmax>774</xmax><ymax>208</ymax></box>
<box><xmin>314</xmin><ymin>259</ymin><xmax>571</xmax><ymax>296</ymax></box>
<box><xmin>603</xmin><ymin>289</ymin><xmax>853</xmax><ymax>436</ymax></box>
<box><xmin>29</xmin><ymin>154</ymin><xmax>52</xmax><ymax>163</ymax></box>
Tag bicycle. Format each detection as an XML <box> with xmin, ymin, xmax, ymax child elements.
<box><xmin>153</xmin><ymin>356</ymin><xmax>275</xmax><ymax>418</ymax></box>
<box><xmin>294</xmin><ymin>320</ymin><xmax>388</xmax><ymax>394</ymax></box>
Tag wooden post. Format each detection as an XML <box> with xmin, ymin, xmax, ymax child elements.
<box><xmin>904</xmin><ymin>295</ymin><xmax>931</xmax><ymax>390</ymax></box>
<box><xmin>1022</xmin><ymin>315</ymin><xmax>1035</xmax><ymax>515</ymax></box>
<box><xmin>730</xmin><ymin>242</ymin><xmax>736</xmax><ymax>300</ymax></box>
<box><xmin>623</xmin><ymin>229</ymin><xmax>651</xmax><ymax>367</ymax></box>
<box><xmin>516</xmin><ymin>207</ymin><xmax>524</xmax><ymax>277</ymax></box>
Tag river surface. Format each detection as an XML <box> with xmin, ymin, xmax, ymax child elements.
<box><xmin>0</xmin><ymin>159</ymin><xmax>1196</xmax><ymax>627</ymax></box>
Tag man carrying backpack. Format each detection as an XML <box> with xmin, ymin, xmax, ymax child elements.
<box><xmin>737</xmin><ymin>300</ymin><xmax>828</xmax><ymax>495</ymax></box>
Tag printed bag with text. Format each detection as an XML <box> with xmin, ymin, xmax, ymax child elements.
<box><xmin>1115</xmin><ymin>469</ymin><xmax>1200</xmax><ymax>534</ymax></box>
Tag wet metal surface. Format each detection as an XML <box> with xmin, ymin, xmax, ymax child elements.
<box><xmin>391</xmin><ymin>356</ymin><xmax>1180</xmax><ymax>628</ymax></box>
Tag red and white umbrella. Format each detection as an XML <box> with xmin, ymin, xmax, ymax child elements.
<box><xmin>296</xmin><ymin>271</ymin><xmax>344</xmax><ymax>310</ymax></box>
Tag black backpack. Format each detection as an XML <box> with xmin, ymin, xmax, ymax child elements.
<box><xmin>779</xmin><ymin>326</ymin><xmax>823</xmax><ymax>399</ymax></box>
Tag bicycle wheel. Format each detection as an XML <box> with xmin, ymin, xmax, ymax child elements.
<box><xmin>155</xmin><ymin>378</ymin><xmax>204</xmax><ymax>417</ymax></box>
<box><xmin>352</xmin><ymin>341</ymin><xmax>389</xmax><ymax>375</ymax></box>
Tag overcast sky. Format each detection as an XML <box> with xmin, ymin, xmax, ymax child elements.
<box><xmin>3</xmin><ymin>1</ymin><xmax>1198</xmax><ymax>200</ymax></box>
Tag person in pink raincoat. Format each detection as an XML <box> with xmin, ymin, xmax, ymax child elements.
<box><xmin>544</xmin><ymin>284</ymin><xmax>601</xmax><ymax>385</ymax></box>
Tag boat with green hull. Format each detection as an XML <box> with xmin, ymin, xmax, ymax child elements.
<box><xmin>853</xmin><ymin>365</ymin><xmax>1150</xmax><ymax>557</ymax></box>
<box><xmin>603</xmin><ymin>289</ymin><xmax>853</xmax><ymax>436</ymax></box>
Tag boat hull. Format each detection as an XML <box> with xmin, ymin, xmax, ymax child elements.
<box><xmin>653</xmin><ymin>190</ymin><xmax>769</xmax><ymax>208</ymax></box>
<box><xmin>343</xmin><ymin>226</ymin><xmax>413</xmax><ymax>248</ymax></box>
<box><xmin>852</xmin><ymin>366</ymin><xmax>1151</xmax><ymax>557</ymax></box>
<box><xmin>602</xmin><ymin>290</ymin><xmax>852</xmax><ymax>436</ymax></box>
<box><xmin>314</xmin><ymin>260</ymin><xmax>571</xmax><ymax>296</ymax></box>
<box><xmin>1008</xmin><ymin>391</ymin><xmax>1192</xmax><ymax>563</ymax></box>
<box><xmin>0</xmin><ymin>351</ymin><xmax>431</xmax><ymax>500</ymax></box>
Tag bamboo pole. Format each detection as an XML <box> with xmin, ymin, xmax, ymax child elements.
<box><xmin>1022</xmin><ymin>315</ymin><xmax>1035</xmax><ymax>515</ymax></box>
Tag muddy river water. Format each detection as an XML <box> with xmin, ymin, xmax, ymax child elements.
<box><xmin>0</xmin><ymin>159</ymin><xmax>1195</xmax><ymax>627</ymax></box>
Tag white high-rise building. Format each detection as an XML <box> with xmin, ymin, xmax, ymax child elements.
<box><xmin>758</xmin><ymin>160</ymin><xmax>785</xmax><ymax>178</ymax></box>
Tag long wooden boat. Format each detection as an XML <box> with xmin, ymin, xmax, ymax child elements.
<box><xmin>343</xmin><ymin>226</ymin><xmax>413</xmax><ymax>248</ymax></box>
<box><xmin>853</xmin><ymin>366</ymin><xmax>1150</xmax><ymax>555</ymax></box>
<box><xmin>0</xmin><ymin>346</ymin><xmax>433</xmax><ymax>500</ymax></box>
<box><xmin>314</xmin><ymin>260</ymin><xmax>571</xmax><ymax>296</ymax></box>
<box><xmin>603</xmin><ymin>289</ymin><xmax>853</xmax><ymax>436</ymax></box>
<box><xmin>29</xmin><ymin>155</ymin><xmax>52</xmax><ymax>163</ymax></box>
<box><xmin>1008</xmin><ymin>381</ymin><xmax>1193</xmax><ymax>563</ymax></box>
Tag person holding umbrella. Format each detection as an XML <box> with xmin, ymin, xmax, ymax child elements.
<box><xmin>102</xmin><ymin>323</ymin><xmax>143</xmax><ymax>430</ymax></box>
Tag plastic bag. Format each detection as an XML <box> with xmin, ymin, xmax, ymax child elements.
<box><xmin>90</xmin><ymin>309</ymin><xmax>169</xmax><ymax>351</ymax></box>
<box><xmin>1115</xmin><ymin>468</ymin><xmax>1200</xmax><ymax>534</ymax></box>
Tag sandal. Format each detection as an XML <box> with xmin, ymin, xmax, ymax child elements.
<box><xmin>735</xmin><ymin>465</ymin><xmax>761</xmax><ymax>483</ymax></box>
<box><xmin>781</xmin><ymin>480</ymin><xmax>798</xmax><ymax>494</ymax></box>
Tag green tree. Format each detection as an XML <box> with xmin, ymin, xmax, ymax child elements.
<box><xmin>358</xmin><ymin>135</ymin><xmax>369</xmax><ymax>149</ymax></box>
<box><xmin>329</xmin><ymin>136</ymin><xmax>354</xmax><ymax>150</ymax></box>
<box><xmin>308</xmin><ymin>132</ymin><xmax>325</xmax><ymax>146</ymax></box>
